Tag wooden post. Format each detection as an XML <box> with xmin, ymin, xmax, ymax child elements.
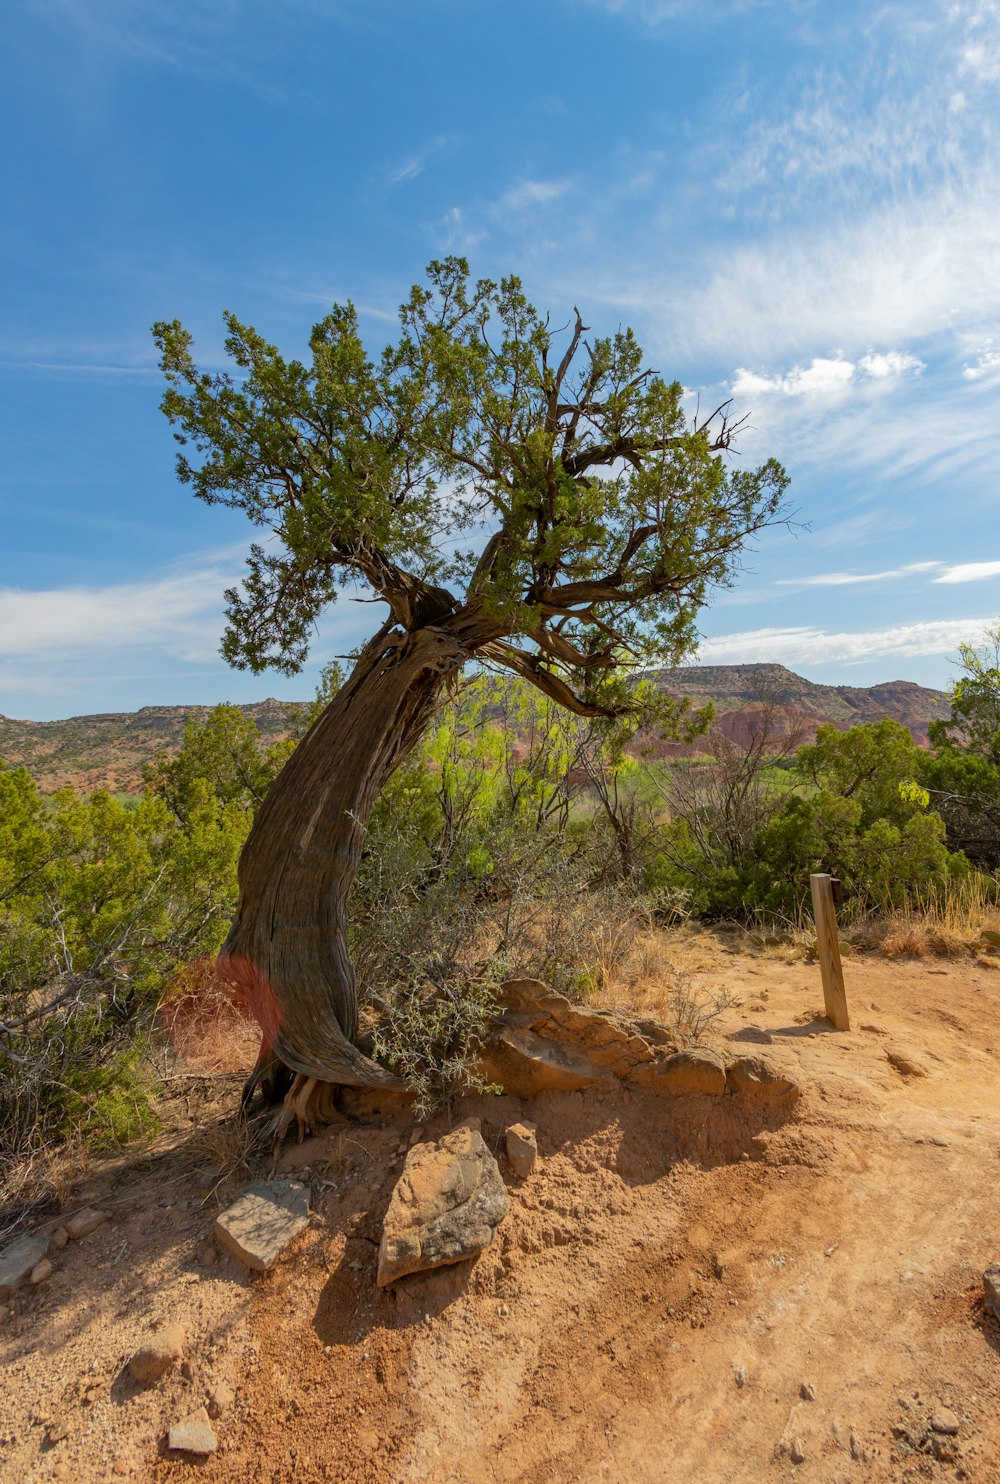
<box><xmin>809</xmin><ymin>872</ymin><xmax>850</xmax><ymax>1031</ymax></box>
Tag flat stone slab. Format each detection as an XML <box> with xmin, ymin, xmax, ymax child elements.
<box><xmin>168</xmin><ymin>1407</ymin><xmax>218</xmax><ymax>1455</ymax></box>
<box><xmin>214</xmin><ymin>1181</ymin><xmax>310</xmax><ymax>1272</ymax></box>
<box><xmin>0</xmin><ymin>1236</ymin><xmax>48</xmax><ymax>1299</ymax></box>
<box><xmin>378</xmin><ymin>1123</ymin><xmax>509</xmax><ymax>1286</ymax></box>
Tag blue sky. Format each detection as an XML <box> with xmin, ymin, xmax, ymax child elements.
<box><xmin>2</xmin><ymin>0</ymin><xmax>999</xmax><ymax>720</ymax></box>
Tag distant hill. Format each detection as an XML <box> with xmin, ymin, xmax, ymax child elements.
<box><xmin>651</xmin><ymin>663</ymin><xmax>951</xmax><ymax>753</ymax></box>
<box><xmin>0</xmin><ymin>664</ymin><xmax>951</xmax><ymax>795</ymax></box>
<box><xmin>0</xmin><ymin>699</ymin><xmax>304</xmax><ymax>796</ymax></box>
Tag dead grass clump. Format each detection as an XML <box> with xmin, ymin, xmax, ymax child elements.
<box><xmin>158</xmin><ymin>958</ymin><xmax>259</xmax><ymax>1075</ymax></box>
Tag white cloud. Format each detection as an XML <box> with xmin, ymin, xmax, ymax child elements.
<box><xmin>857</xmin><ymin>351</ymin><xmax>924</xmax><ymax>379</ymax></box>
<box><xmin>698</xmin><ymin>616</ymin><xmax>999</xmax><ymax>668</ymax></box>
<box><xmin>776</xmin><ymin>562</ymin><xmax>941</xmax><ymax>588</ymax></box>
<box><xmin>962</xmin><ymin>347</ymin><xmax>1000</xmax><ymax>380</ymax></box>
<box><xmin>933</xmin><ymin>560</ymin><xmax>1000</xmax><ymax>583</ymax></box>
<box><xmin>497</xmin><ymin>179</ymin><xmax>571</xmax><ymax>212</ymax></box>
<box><xmin>0</xmin><ymin>553</ymin><xmax>241</xmax><ymax>663</ymax></box>
<box><xmin>733</xmin><ymin>356</ymin><xmax>854</xmax><ymax>400</ymax></box>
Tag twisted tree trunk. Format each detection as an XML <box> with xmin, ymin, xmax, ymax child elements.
<box><xmin>221</xmin><ymin>621</ymin><xmax>471</xmax><ymax>1132</ymax></box>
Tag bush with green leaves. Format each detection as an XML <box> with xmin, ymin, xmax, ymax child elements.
<box><xmin>0</xmin><ymin>759</ymin><xmax>247</xmax><ymax>1219</ymax></box>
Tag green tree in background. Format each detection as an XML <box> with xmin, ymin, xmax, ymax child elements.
<box><xmin>154</xmin><ymin>257</ymin><xmax>788</xmax><ymax>1133</ymax></box>
<box><xmin>923</xmin><ymin>626</ymin><xmax>1000</xmax><ymax>866</ymax></box>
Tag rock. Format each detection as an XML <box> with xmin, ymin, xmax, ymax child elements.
<box><xmin>45</xmin><ymin>1417</ymin><xmax>71</xmax><ymax>1445</ymax></box>
<box><xmin>207</xmin><ymin>1381</ymin><xmax>234</xmax><ymax>1420</ymax></box>
<box><xmin>65</xmin><ymin>1208</ymin><xmax>108</xmax><ymax>1240</ymax></box>
<box><xmin>49</xmin><ymin>1227</ymin><xmax>69</xmax><ymax>1251</ymax></box>
<box><xmin>646</xmin><ymin>1048</ymin><xmax>726</xmax><ymax>1096</ymax></box>
<box><xmin>214</xmin><ymin>1181</ymin><xmax>311</xmax><ymax>1272</ymax></box>
<box><xmin>726</xmin><ymin>1056</ymin><xmax>800</xmax><ymax>1104</ymax></box>
<box><xmin>478</xmin><ymin>979</ymin><xmax>678</xmax><ymax>1095</ymax></box>
<box><xmin>733</xmin><ymin>1365</ymin><xmax>749</xmax><ymax>1388</ymax></box>
<box><xmin>0</xmin><ymin>1235</ymin><xmax>48</xmax><ymax>1299</ymax></box>
<box><xmin>480</xmin><ymin>1025</ymin><xmax>600</xmax><ymax>1097</ymax></box>
<box><xmin>505</xmin><ymin>1123</ymin><xmax>538</xmax><ymax>1178</ymax></box>
<box><xmin>128</xmin><ymin>1324</ymin><xmax>186</xmax><ymax>1385</ymax></box>
<box><xmin>29</xmin><ymin>1258</ymin><xmax>53</xmax><ymax>1285</ymax></box>
<box><xmin>0</xmin><ymin>1305</ymin><xmax>10</xmax><ymax>1324</ymax></box>
<box><xmin>885</xmin><ymin>1046</ymin><xmax>930</xmax><ymax>1078</ymax></box>
<box><xmin>168</xmin><ymin>1407</ymin><xmax>218</xmax><ymax>1456</ymax></box>
<box><xmin>931</xmin><ymin>1409</ymin><xmax>960</xmax><ymax>1435</ymax></box>
<box><xmin>984</xmin><ymin>1263</ymin><xmax>1000</xmax><ymax>1320</ymax></box>
<box><xmin>800</xmin><ymin>1380</ymin><xmax>816</xmax><ymax>1402</ymax></box>
<box><xmin>377</xmin><ymin>1124</ymin><xmax>509</xmax><ymax>1286</ymax></box>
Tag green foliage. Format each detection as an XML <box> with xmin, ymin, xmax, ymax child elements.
<box><xmin>144</xmin><ymin>703</ymin><xmax>293</xmax><ymax>822</ymax></box>
<box><xmin>0</xmin><ymin>741</ymin><xmax>247</xmax><ymax>1202</ymax></box>
<box><xmin>369</xmin><ymin>977</ymin><xmax>500</xmax><ymax>1118</ymax></box>
<box><xmin>155</xmin><ymin>258</ymin><xmax>788</xmax><ymax>717</ymax></box>
<box><xmin>922</xmin><ymin>627</ymin><xmax>1000</xmax><ymax>866</ymax></box>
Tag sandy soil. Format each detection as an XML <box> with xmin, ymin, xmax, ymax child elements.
<box><xmin>2</xmin><ymin>939</ymin><xmax>999</xmax><ymax>1483</ymax></box>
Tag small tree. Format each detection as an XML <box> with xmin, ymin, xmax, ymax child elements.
<box><xmin>154</xmin><ymin>258</ymin><xmax>788</xmax><ymax>1133</ymax></box>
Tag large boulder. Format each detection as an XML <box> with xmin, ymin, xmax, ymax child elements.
<box><xmin>377</xmin><ymin>1122</ymin><xmax>509</xmax><ymax>1286</ymax></box>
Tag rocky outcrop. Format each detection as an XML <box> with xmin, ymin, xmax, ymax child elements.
<box><xmin>377</xmin><ymin>1121</ymin><xmax>509</xmax><ymax>1286</ymax></box>
<box><xmin>478</xmin><ymin>980</ymin><xmax>798</xmax><ymax>1109</ymax></box>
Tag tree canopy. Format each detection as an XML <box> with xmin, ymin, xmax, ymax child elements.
<box><xmin>155</xmin><ymin>257</ymin><xmax>788</xmax><ymax>714</ymax></box>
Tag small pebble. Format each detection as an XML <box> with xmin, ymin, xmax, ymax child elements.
<box><xmin>800</xmin><ymin>1381</ymin><xmax>816</xmax><ymax>1402</ymax></box>
<box><xmin>733</xmin><ymin>1365</ymin><xmax>749</xmax><ymax>1389</ymax></box>
<box><xmin>45</xmin><ymin>1417</ymin><xmax>70</xmax><ymax>1445</ymax></box>
<box><xmin>29</xmin><ymin>1259</ymin><xmax>52</xmax><ymax>1285</ymax></box>
<box><xmin>931</xmin><ymin>1408</ymin><xmax>960</xmax><ymax>1436</ymax></box>
<box><xmin>49</xmin><ymin>1227</ymin><xmax>69</xmax><ymax>1251</ymax></box>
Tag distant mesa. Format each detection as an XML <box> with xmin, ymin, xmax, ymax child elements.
<box><xmin>0</xmin><ymin>665</ymin><xmax>949</xmax><ymax>795</ymax></box>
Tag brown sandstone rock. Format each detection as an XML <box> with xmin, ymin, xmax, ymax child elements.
<box><xmin>726</xmin><ymin>1056</ymin><xmax>800</xmax><ymax>1104</ymax></box>
<box><xmin>128</xmin><ymin>1324</ymin><xmax>186</xmax><ymax>1385</ymax></box>
<box><xmin>377</xmin><ymin>1124</ymin><xmax>509</xmax><ymax>1286</ymax></box>
<box><xmin>65</xmin><ymin>1208</ymin><xmax>108</xmax><ymax>1240</ymax></box>
<box><xmin>642</xmin><ymin>1048</ymin><xmax>727</xmax><ymax>1096</ymax></box>
<box><xmin>505</xmin><ymin>1122</ymin><xmax>538</xmax><ymax>1177</ymax></box>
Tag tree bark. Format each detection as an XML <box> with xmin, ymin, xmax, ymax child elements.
<box><xmin>220</xmin><ymin>622</ymin><xmax>469</xmax><ymax>1105</ymax></box>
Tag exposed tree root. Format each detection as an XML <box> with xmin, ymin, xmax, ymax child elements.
<box><xmin>265</xmin><ymin>1072</ymin><xmax>347</xmax><ymax>1146</ymax></box>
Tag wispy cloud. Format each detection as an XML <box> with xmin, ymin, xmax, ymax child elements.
<box><xmin>0</xmin><ymin>360</ymin><xmax>159</xmax><ymax>379</ymax></box>
<box><xmin>933</xmin><ymin>560</ymin><xmax>1000</xmax><ymax>584</ymax></box>
<box><xmin>776</xmin><ymin>562</ymin><xmax>940</xmax><ymax>588</ymax></box>
<box><xmin>0</xmin><ymin>552</ymin><xmax>240</xmax><ymax>663</ymax></box>
<box><xmin>382</xmin><ymin>134</ymin><xmax>453</xmax><ymax>188</ymax></box>
<box><xmin>962</xmin><ymin>346</ymin><xmax>1000</xmax><ymax>380</ymax></box>
<box><xmin>698</xmin><ymin>615</ymin><xmax>1000</xmax><ymax>668</ymax></box>
<box><xmin>497</xmin><ymin>178</ymin><xmax>571</xmax><ymax>212</ymax></box>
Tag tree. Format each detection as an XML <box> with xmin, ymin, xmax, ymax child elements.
<box><xmin>154</xmin><ymin>257</ymin><xmax>788</xmax><ymax>1135</ymax></box>
<box><xmin>923</xmin><ymin>626</ymin><xmax>1000</xmax><ymax>865</ymax></box>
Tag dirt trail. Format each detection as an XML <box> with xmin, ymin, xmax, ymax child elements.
<box><xmin>2</xmin><ymin>946</ymin><xmax>1000</xmax><ymax>1482</ymax></box>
